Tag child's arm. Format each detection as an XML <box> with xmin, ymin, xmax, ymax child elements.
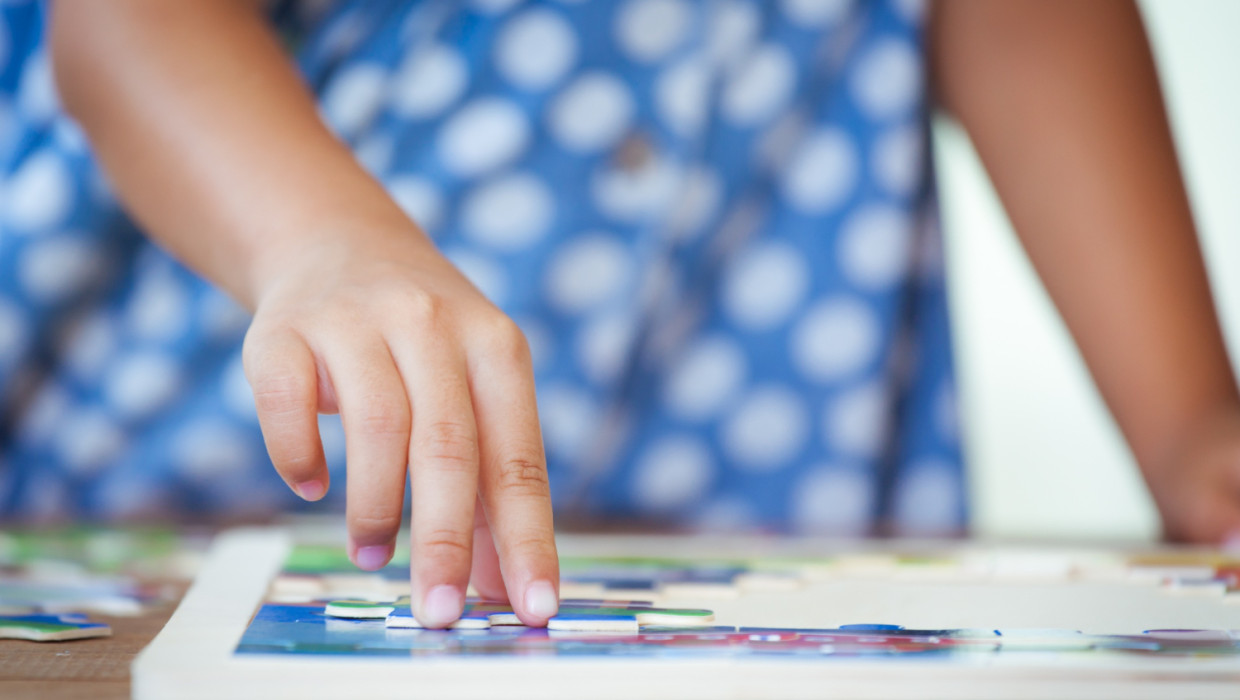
<box><xmin>51</xmin><ymin>0</ymin><xmax>559</xmax><ymax>625</ymax></box>
<box><xmin>933</xmin><ymin>0</ymin><xmax>1240</xmax><ymax>542</ymax></box>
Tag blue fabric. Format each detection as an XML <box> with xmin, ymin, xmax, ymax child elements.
<box><xmin>0</xmin><ymin>0</ymin><xmax>964</xmax><ymax>535</ymax></box>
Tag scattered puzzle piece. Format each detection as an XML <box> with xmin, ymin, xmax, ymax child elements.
<box><xmin>0</xmin><ymin>613</ymin><xmax>111</xmax><ymax>642</ymax></box>
<box><xmin>354</xmin><ymin>598</ymin><xmax>715</xmax><ymax>633</ymax></box>
<box><xmin>324</xmin><ymin>597</ymin><xmax>409</xmax><ymax>619</ymax></box>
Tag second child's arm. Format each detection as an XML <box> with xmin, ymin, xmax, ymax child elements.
<box><xmin>51</xmin><ymin>0</ymin><xmax>560</xmax><ymax>626</ymax></box>
<box><xmin>933</xmin><ymin>0</ymin><xmax>1240</xmax><ymax>542</ymax></box>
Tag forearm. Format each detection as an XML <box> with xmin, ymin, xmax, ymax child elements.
<box><xmin>931</xmin><ymin>0</ymin><xmax>1239</xmax><ymax>474</ymax></box>
<box><xmin>50</xmin><ymin>0</ymin><xmax>423</xmax><ymax>309</ymax></box>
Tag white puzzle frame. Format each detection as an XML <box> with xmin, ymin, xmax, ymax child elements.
<box><xmin>132</xmin><ymin>528</ymin><xmax>1240</xmax><ymax>700</ymax></box>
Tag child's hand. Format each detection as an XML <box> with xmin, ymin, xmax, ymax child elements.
<box><xmin>242</xmin><ymin>231</ymin><xmax>559</xmax><ymax>628</ymax></box>
<box><xmin>50</xmin><ymin>0</ymin><xmax>558</xmax><ymax>626</ymax></box>
<box><xmin>1142</xmin><ymin>406</ymin><xmax>1240</xmax><ymax>545</ymax></box>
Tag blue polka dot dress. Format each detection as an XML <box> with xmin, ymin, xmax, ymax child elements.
<box><xmin>0</xmin><ymin>0</ymin><xmax>965</xmax><ymax>535</ymax></box>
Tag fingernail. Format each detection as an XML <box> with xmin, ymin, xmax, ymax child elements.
<box><xmin>422</xmin><ymin>585</ymin><xmax>464</xmax><ymax>627</ymax></box>
<box><xmin>523</xmin><ymin>580</ymin><xmax>558</xmax><ymax>621</ymax></box>
<box><xmin>354</xmin><ymin>544</ymin><xmax>392</xmax><ymax>571</ymax></box>
<box><xmin>294</xmin><ymin>480</ymin><xmax>325</xmax><ymax>501</ymax></box>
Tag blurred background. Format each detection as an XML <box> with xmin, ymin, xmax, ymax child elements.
<box><xmin>941</xmin><ymin>0</ymin><xmax>1240</xmax><ymax>541</ymax></box>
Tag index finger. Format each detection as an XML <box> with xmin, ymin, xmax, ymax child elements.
<box><xmin>469</xmin><ymin>320</ymin><xmax>559</xmax><ymax>626</ymax></box>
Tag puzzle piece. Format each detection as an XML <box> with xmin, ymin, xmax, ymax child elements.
<box><xmin>368</xmin><ymin>598</ymin><xmax>715</xmax><ymax>632</ymax></box>
<box><xmin>324</xmin><ymin>596</ymin><xmax>410</xmax><ymax>619</ymax></box>
<box><xmin>0</xmin><ymin>613</ymin><xmax>111</xmax><ymax>642</ymax></box>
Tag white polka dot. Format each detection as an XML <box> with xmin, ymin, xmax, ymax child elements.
<box><xmin>53</xmin><ymin>119</ymin><xmax>90</xmax><ymax>155</ymax></box>
<box><xmin>0</xmin><ymin>299</ymin><xmax>25</xmax><ymax>369</ymax></box>
<box><xmin>57</xmin><ymin>408</ymin><xmax>124</xmax><ymax>476</ymax></box>
<box><xmin>495</xmin><ymin>9</ymin><xmax>578</xmax><ymax>90</ymax></box>
<box><xmin>837</xmin><ymin>205</ymin><xmax>914</xmax><ymax>290</ymax></box>
<box><xmin>576</xmin><ymin>313</ymin><xmax>636</xmax><ymax>385</ymax></box>
<box><xmin>60</xmin><ymin>313</ymin><xmax>117</xmax><ymax>380</ymax></box>
<box><xmin>851</xmin><ymin>39</ymin><xmax>922</xmax><ymax>120</ymax></box>
<box><xmin>792</xmin><ymin>466</ymin><xmax>876</xmax><ymax>536</ymax></box>
<box><xmin>722</xmin><ymin>386</ymin><xmax>809</xmax><ymax>471</ymax></box>
<box><xmin>445</xmin><ymin>249</ymin><xmax>508</xmax><ymax>305</ymax></box>
<box><xmin>891</xmin><ymin>458</ymin><xmax>963</xmax><ymax>535</ymax></box>
<box><xmin>663</xmin><ymin>335</ymin><xmax>746</xmax><ymax>421</ymax></box>
<box><xmin>386</xmin><ymin>176</ymin><xmax>445</xmax><ymax>232</ymax></box>
<box><xmin>592</xmin><ymin>155</ymin><xmax>682</xmax><ymax>223</ymax></box>
<box><xmin>544</xmin><ymin>233</ymin><xmax>633</xmax><ymax>314</ymax></box>
<box><xmin>872</xmin><ymin>125</ymin><xmax>922</xmax><ymax>197</ymax></box>
<box><xmin>223</xmin><ymin>354</ymin><xmax>259</xmax><ymax>423</ymax></box>
<box><xmin>721</xmin><ymin>43</ymin><xmax>797</xmax><ymax>127</ymax></box>
<box><xmin>721</xmin><ymin>242</ymin><xmax>810</xmax><ymax>330</ymax></box>
<box><xmin>779</xmin><ymin>128</ymin><xmax>858</xmax><ymax>215</ymax></box>
<box><xmin>615</xmin><ymin>0</ymin><xmax>692</xmax><ymax>63</ymax></box>
<box><xmin>438</xmin><ymin>98</ymin><xmax>531</xmax><ymax>177</ymax></box>
<box><xmin>779</xmin><ymin>0</ymin><xmax>852</xmax><ymax>28</ymax></box>
<box><xmin>630</xmin><ymin>435</ymin><xmax>714</xmax><ymax>511</ymax></box>
<box><xmin>538</xmin><ymin>384</ymin><xmax>599</xmax><ymax>462</ymax></box>
<box><xmin>392</xmin><ymin>44</ymin><xmax>469</xmax><ymax>119</ymax></box>
<box><xmin>791</xmin><ymin>297</ymin><xmax>881</xmax><ymax>382</ymax></box>
<box><xmin>321</xmin><ymin>63</ymin><xmax>388</xmax><ymax>138</ymax></box>
<box><xmin>824</xmin><ymin>382</ymin><xmax>890</xmax><ymax>458</ymax></box>
<box><xmin>706</xmin><ymin>0</ymin><xmax>760</xmax><ymax>68</ymax></box>
<box><xmin>665</xmin><ymin>167</ymin><xmax>722</xmax><ymax>240</ymax></box>
<box><xmin>460</xmin><ymin>173</ymin><xmax>555</xmax><ymax>250</ymax></box>
<box><xmin>105</xmin><ymin>353</ymin><xmax>182</xmax><ymax>418</ymax></box>
<box><xmin>5</xmin><ymin>151</ymin><xmax>74</xmax><ymax>233</ymax></box>
<box><xmin>654</xmin><ymin>57</ymin><xmax>709</xmax><ymax>136</ymax></box>
<box><xmin>893</xmin><ymin>0</ymin><xmax>927</xmax><ymax>24</ymax></box>
<box><xmin>19</xmin><ymin>236</ymin><xmax>99</xmax><ymax>304</ymax></box>
<box><xmin>18</xmin><ymin>50</ymin><xmax>57</xmax><ymax>124</ymax></box>
<box><xmin>127</xmin><ymin>270</ymin><xmax>190</xmax><ymax>342</ymax></box>
<box><xmin>174</xmin><ymin>421</ymin><xmax>258</xmax><ymax>480</ymax></box>
<box><xmin>549</xmin><ymin>72</ymin><xmax>636</xmax><ymax>153</ymax></box>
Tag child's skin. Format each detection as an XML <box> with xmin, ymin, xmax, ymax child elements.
<box><xmin>48</xmin><ymin>0</ymin><xmax>1240</xmax><ymax>627</ymax></box>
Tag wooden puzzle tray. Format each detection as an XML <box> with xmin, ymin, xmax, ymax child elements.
<box><xmin>132</xmin><ymin>528</ymin><xmax>1240</xmax><ymax>699</ymax></box>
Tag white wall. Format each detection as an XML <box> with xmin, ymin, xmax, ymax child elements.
<box><xmin>937</xmin><ymin>0</ymin><xmax>1240</xmax><ymax>541</ymax></box>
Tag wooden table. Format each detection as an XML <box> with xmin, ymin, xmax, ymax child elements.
<box><xmin>0</xmin><ymin>584</ymin><xmax>185</xmax><ymax>700</ymax></box>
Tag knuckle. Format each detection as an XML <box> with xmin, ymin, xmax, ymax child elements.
<box><xmin>495</xmin><ymin>455</ymin><xmax>549</xmax><ymax>497</ymax></box>
<box><xmin>250</xmin><ymin>372</ymin><xmax>314</xmax><ymax>417</ymax></box>
<box><xmin>402</xmin><ymin>289</ymin><xmax>445</xmax><ymax>327</ymax></box>
<box><xmin>506</xmin><ymin>533</ymin><xmax>557</xmax><ymax>561</ymax></box>
<box><xmin>273</xmin><ymin>449</ymin><xmax>322</xmax><ymax>478</ymax></box>
<box><xmin>419</xmin><ymin>528</ymin><xmax>472</xmax><ymax>559</ymax></box>
<box><xmin>418</xmin><ymin>420</ymin><xmax>478</xmax><ymax>472</ymax></box>
<box><xmin>482</xmin><ymin>317</ymin><xmax>531</xmax><ymax>364</ymax></box>
<box><xmin>350</xmin><ymin>512</ymin><xmax>403</xmax><ymax>539</ymax></box>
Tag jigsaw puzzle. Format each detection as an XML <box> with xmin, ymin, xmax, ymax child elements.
<box><xmin>134</xmin><ymin>529</ymin><xmax>1240</xmax><ymax>699</ymax></box>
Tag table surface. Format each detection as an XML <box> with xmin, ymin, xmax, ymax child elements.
<box><xmin>0</xmin><ymin>583</ymin><xmax>185</xmax><ymax>700</ymax></box>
